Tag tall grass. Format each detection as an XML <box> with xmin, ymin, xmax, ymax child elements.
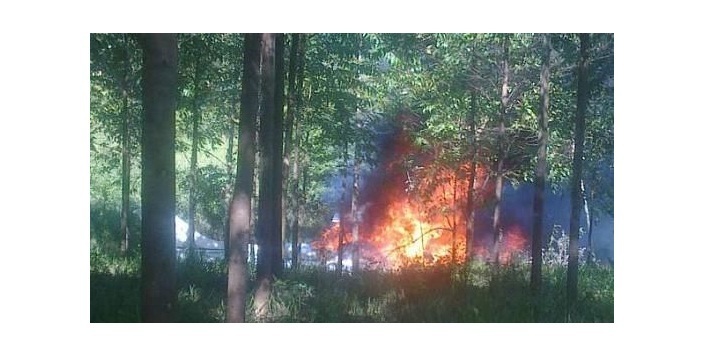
<box><xmin>90</xmin><ymin>250</ymin><xmax>613</xmax><ymax>323</ymax></box>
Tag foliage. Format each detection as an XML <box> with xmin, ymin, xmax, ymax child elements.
<box><xmin>90</xmin><ymin>33</ymin><xmax>613</xmax><ymax>322</ymax></box>
<box><xmin>91</xmin><ymin>247</ymin><xmax>613</xmax><ymax>322</ymax></box>
<box><xmin>90</xmin><ymin>201</ymin><xmax>140</xmax><ymax>254</ymax></box>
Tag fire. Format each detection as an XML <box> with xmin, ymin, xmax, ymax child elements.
<box><xmin>312</xmin><ymin>126</ymin><xmax>530</xmax><ymax>270</ymax></box>
<box><xmin>497</xmin><ymin>225</ymin><xmax>527</xmax><ymax>264</ymax></box>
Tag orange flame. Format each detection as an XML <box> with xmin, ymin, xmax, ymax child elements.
<box><xmin>312</xmin><ymin>130</ymin><xmax>530</xmax><ymax>269</ymax></box>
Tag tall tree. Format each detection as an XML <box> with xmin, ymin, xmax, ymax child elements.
<box><xmin>227</xmin><ymin>33</ymin><xmax>261</xmax><ymax>323</ymax></box>
<box><xmin>290</xmin><ymin>34</ymin><xmax>307</xmax><ymax>269</ymax></box>
<box><xmin>567</xmin><ymin>33</ymin><xmax>591</xmax><ymax>318</ymax></box>
<box><xmin>337</xmin><ymin>139</ymin><xmax>348</xmax><ymax>273</ymax></box>
<box><xmin>492</xmin><ymin>34</ymin><xmax>511</xmax><ymax>263</ymax></box>
<box><xmin>465</xmin><ymin>43</ymin><xmax>478</xmax><ymax>264</ymax></box>
<box><xmin>138</xmin><ymin>33</ymin><xmax>178</xmax><ymax>323</ymax></box>
<box><xmin>272</xmin><ymin>33</ymin><xmax>286</xmax><ymax>276</ymax></box>
<box><xmin>350</xmin><ymin>141</ymin><xmax>360</xmax><ymax>272</ymax></box>
<box><xmin>119</xmin><ymin>34</ymin><xmax>133</xmax><ymax>255</ymax></box>
<box><xmin>283</xmin><ymin>34</ymin><xmax>299</xmax><ymax>261</ymax></box>
<box><xmin>531</xmin><ymin>33</ymin><xmax>551</xmax><ymax>314</ymax></box>
<box><xmin>186</xmin><ymin>37</ymin><xmax>206</xmax><ymax>254</ymax></box>
<box><xmin>254</xmin><ymin>33</ymin><xmax>278</xmax><ymax>318</ymax></box>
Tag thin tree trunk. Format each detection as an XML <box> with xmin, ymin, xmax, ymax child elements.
<box><xmin>351</xmin><ymin>142</ymin><xmax>360</xmax><ymax>272</ymax></box>
<box><xmin>337</xmin><ymin>140</ymin><xmax>348</xmax><ymax>273</ymax></box>
<box><xmin>272</xmin><ymin>33</ymin><xmax>285</xmax><ymax>276</ymax></box>
<box><xmin>224</xmin><ymin>114</ymin><xmax>235</xmax><ymax>261</ymax></box>
<box><xmin>227</xmin><ymin>33</ymin><xmax>261</xmax><ymax>323</ymax></box>
<box><xmin>188</xmin><ymin>103</ymin><xmax>200</xmax><ymax>254</ymax></box>
<box><xmin>531</xmin><ymin>33</ymin><xmax>551</xmax><ymax>312</ymax></box>
<box><xmin>254</xmin><ymin>33</ymin><xmax>277</xmax><ymax>319</ymax></box>
<box><xmin>138</xmin><ymin>33</ymin><xmax>178</xmax><ymax>323</ymax></box>
<box><xmin>465</xmin><ymin>97</ymin><xmax>477</xmax><ymax>264</ymax></box>
<box><xmin>187</xmin><ymin>42</ymin><xmax>204</xmax><ymax>255</ymax></box>
<box><xmin>283</xmin><ymin>35</ymin><xmax>299</xmax><ymax>265</ymax></box>
<box><xmin>450</xmin><ymin>174</ymin><xmax>458</xmax><ymax>265</ymax></box>
<box><xmin>567</xmin><ymin>33</ymin><xmax>591</xmax><ymax>319</ymax></box>
<box><xmin>291</xmin><ymin>34</ymin><xmax>306</xmax><ymax>270</ymax></box>
<box><xmin>587</xmin><ymin>185</ymin><xmax>595</xmax><ymax>264</ymax></box>
<box><xmin>581</xmin><ymin>179</ymin><xmax>591</xmax><ymax>261</ymax></box>
<box><xmin>351</xmin><ymin>35</ymin><xmax>363</xmax><ymax>272</ymax></box>
<box><xmin>492</xmin><ymin>34</ymin><xmax>510</xmax><ymax>263</ymax></box>
<box><xmin>120</xmin><ymin>34</ymin><xmax>131</xmax><ymax>256</ymax></box>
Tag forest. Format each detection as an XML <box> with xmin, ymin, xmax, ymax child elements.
<box><xmin>90</xmin><ymin>33</ymin><xmax>614</xmax><ymax>323</ymax></box>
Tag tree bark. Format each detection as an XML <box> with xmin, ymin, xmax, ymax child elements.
<box><xmin>337</xmin><ymin>140</ymin><xmax>348</xmax><ymax>273</ymax></box>
<box><xmin>351</xmin><ymin>142</ymin><xmax>360</xmax><ymax>272</ymax></box>
<box><xmin>291</xmin><ymin>34</ymin><xmax>306</xmax><ymax>270</ymax></box>
<box><xmin>227</xmin><ymin>33</ymin><xmax>261</xmax><ymax>323</ymax></box>
<box><xmin>567</xmin><ymin>33</ymin><xmax>591</xmax><ymax>319</ymax></box>
<box><xmin>254</xmin><ymin>33</ymin><xmax>277</xmax><ymax>318</ymax></box>
<box><xmin>120</xmin><ymin>33</ymin><xmax>132</xmax><ymax>256</ymax></box>
<box><xmin>138</xmin><ymin>33</ymin><xmax>178</xmax><ymax>323</ymax></box>
<box><xmin>187</xmin><ymin>101</ymin><xmax>200</xmax><ymax>254</ymax></box>
<box><xmin>187</xmin><ymin>38</ymin><xmax>205</xmax><ymax>255</ymax></box>
<box><xmin>272</xmin><ymin>33</ymin><xmax>285</xmax><ymax>276</ymax></box>
<box><xmin>531</xmin><ymin>33</ymin><xmax>551</xmax><ymax>311</ymax></box>
<box><xmin>223</xmin><ymin>112</ymin><xmax>235</xmax><ymax>261</ymax></box>
<box><xmin>450</xmin><ymin>174</ymin><xmax>458</xmax><ymax>265</ymax></box>
<box><xmin>465</xmin><ymin>89</ymin><xmax>477</xmax><ymax>264</ymax></box>
<box><xmin>492</xmin><ymin>34</ymin><xmax>510</xmax><ymax>263</ymax></box>
<box><xmin>284</xmin><ymin>34</ymin><xmax>299</xmax><ymax>269</ymax></box>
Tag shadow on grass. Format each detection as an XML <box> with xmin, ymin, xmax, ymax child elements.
<box><xmin>91</xmin><ymin>250</ymin><xmax>613</xmax><ymax>323</ymax></box>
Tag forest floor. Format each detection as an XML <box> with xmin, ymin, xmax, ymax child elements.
<box><xmin>90</xmin><ymin>250</ymin><xmax>613</xmax><ymax>323</ymax></box>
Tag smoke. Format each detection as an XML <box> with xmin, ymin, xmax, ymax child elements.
<box><xmin>474</xmin><ymin>182</ymin><xmax>614</xmax><ymax>263</ymax></box>
<box><xmin>316</xmin><ymin>116</ymin><xmax>614</xmax><ymax>266</ymax></box>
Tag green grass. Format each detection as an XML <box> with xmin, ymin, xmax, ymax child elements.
<box><xmin>90</xmin><ymin>250</ymin><xmax>613</xmax><ymax>323</ymax></box>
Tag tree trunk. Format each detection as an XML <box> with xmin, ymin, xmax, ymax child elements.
<box><xmin>291</xmin><ymin>34</ymin><xmax>306</xmax><ymax>270</ymax></box>
<box><xmin>187</xmin><ymin>102</ymin><xmax>200</xmax><ymax>254</ymax></box>
<box><xmin>138</xmin><ymin>33</ymin><xmax>178</xmax><ymax>323</ymax></box>
<box><xmin>492</xmin><ymin>34</ymin><xmax>510</xmax><ymax>263</ymax></box>
<box><xmin>187</xmin><ymin>43</ymin><xmax>205</xmax><ymax>256</ymax></box>
<box><xmin>450</xmin><ymin>174</ymin><xmax>458</xmax><ymax>265</ymax></box>
<box><xmin>223</xmin><ymin>112</ymin><xmax>236</xmax><ymax>261</ymax></box>
<box><xmin>587</xmin><ymin>185</ymin><xmax>595</xmax><ymax>264</ymax></box>
<box><xmin>351</xmin><ymin>142</ymin><xmax>360</xmax><ymax>272</ymax></box>
<box><xmin>351</xmin><ymin>35</ymin><xmax>363</xmax><ymax>273</ymax></box>
<box><xmin>567</xmin><ymin>33</ymin><xmax>591</xmax><ymax>319</ymax></box>
<box><xmin>465</xmin><ymin>90</ymin><xmax>477</xmax><ymax>264</ymax></box>
<box><xmin>120</xmin><ymin>34</ymin><xmax>132</xmax><ymax>256</ymax></box>
<box><xmin>581</xmin><ymin>179</ymin><xmax>592</xmax><ymax>261</ymax></box>
<box><xmin>272</xmin><ymin>33</ymin><xmax>285</xmax><ymax>276</ymax></box>
<box><xmin>227</xmin><ymin>33</ymin><xmax>261</xmax><ymax>323</ymax></box>
<box><xmin>531</xmin><ymin>33</ymin><xmax>551</xmax><ymax>310</ymax></box>
<box><xmin>337</xmin><ymin>140</ymin><xmax>348</xmax><ymax>273</ymax></box>
<box><xmin>283</xmin><ymin>35</ymin><xmax>299</xmax><ymax>266</ymax></box>
<box><xmin>254</xmin><ymin>33</ymin><xmax>277</xmax><ymax>318</ymax></box>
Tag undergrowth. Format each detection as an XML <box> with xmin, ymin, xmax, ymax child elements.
<box><xmin>90</xmin><ymin>250</ymin><xmax>613</xmax><ymax>323</ymax></box>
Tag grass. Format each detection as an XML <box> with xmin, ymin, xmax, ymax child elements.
<box><xmin>90</xmin><ymin>250</ymin><xmax>613</xmax><ymax>323</ymax></box>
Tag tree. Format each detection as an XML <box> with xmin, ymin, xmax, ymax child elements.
<box><xmin>90</xmin><ymin>33</ymin><xmax>143</xmax><ymax>255</ymax></box>
<box><xmin>184</xmin><ymin>36</ymin><xmax>206</xmax><ymax>254</ymax></box>
<box><xmin>272</xmin><ymin>33</ymin><xmax>286</xmax><ymax>276</ymax></box>
<box><xmin>119</xmin><ymin>34</ymin><xmax>133</xmax><ymax>255</ymax></box>
<box><xmin>138</xmin><ymin>33</ymin><xmax>178</xmax><ymax>323</ymax></box>
<box><xmin>567</xmin><ymin>33</ymin><xmax>591</xmax><ymax>318</ymax></box>
<box><xmin>465</xmin><ymin>41</ymin><xmax>479</xmax><ymax>264</ymax></box>
<box><xmin>290</xmin><ymin>34</ymin><xmax>307</xmax><ymax>270</ymax></box>
<box><xmin>531</xmin><ymin>33</ymin><xmax>551</xmax><ymax>316</ymax></box>
<box><xmin>491</xmin><ymin>34</ymin><xmax>511</xmax><ymax>263</ymax></box>
<box><xmin>227</xmin><ymin>33</ymin><xmax>261</xmax><ymax>323</ymax></box>
<box><xmin>284</xmin><ymin>34</ymin><xmax>300</xmax><ymax>268</ymax></box>
<box><xmin>254</xmin><ymin>33</ymin><xmax>280</xmax><ymax>318</ymax></box>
